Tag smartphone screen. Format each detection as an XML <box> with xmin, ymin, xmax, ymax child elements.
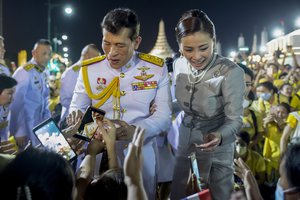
<box><xmin>189</xmin><ymin>152</ymin><xmax>202</xmax><ymax>190</ymax></box>
<box><xmin>33</xmin><ymin>118</ymin><xmax>77</xmax><ymax>162</ymax></box>
<box><xmin>74</xmin><ymin>106</ymin><xmax>106</xmax><ymax>142</ymax></box>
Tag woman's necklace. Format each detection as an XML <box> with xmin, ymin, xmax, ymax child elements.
<box><xmin>187</xmin><ymin>53</ymin><xmax>217</xmax><ymax>93</ymax></box>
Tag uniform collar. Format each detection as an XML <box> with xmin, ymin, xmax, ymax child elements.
<box><xmin>30</xmin><ymin>58</ymin><xmax>45</xmax><ymax>73</ymax></box>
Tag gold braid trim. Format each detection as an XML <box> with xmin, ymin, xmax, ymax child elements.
<box><xmin>82</xmin><ymin>66</ymin><xmax>121</xmax><ymax>118</ymax></box>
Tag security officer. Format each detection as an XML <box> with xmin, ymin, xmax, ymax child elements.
<box><xmin>69</xmin><ymin>8</ymin><xmax>172</xmax><ymax>200</ymax></box>
<box><xmin>0</xmin><ymin>36</ymin><xmax>10</xmax><ymax>76</ymax></box>
<box><xmin>9</xmin><ymin>39</ymin><xmax>52</xmax><ymax>148</ymax></box>
<box><xmin>60</xmin><ymin>44</ymin><xmax>100</xmax><ymax>127</ymax></box>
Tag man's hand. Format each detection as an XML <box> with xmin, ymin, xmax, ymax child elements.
<box><xmin>67</xmin><ymin>110</ymin><xmax>83</xmax><ymax>126</ymax></box>
<box><xmin>86</xmin><ymin>139</ymin><xmax>105</xmax><ymax>156</ymax></box>
<box><xmin>67</xmin><ymin>137</ymin><xmax>85</xmax><ymax>155</ymax></box>
<box><xmin>194</xmin><ymin>132</ymin><xmax>221</xmax><ymax>152</ymax></box>
<box><xmin>96</xmin><ymin>119</ymin><xmax>117</xmax><ymax>148</ymax></box>
<box><xmin>124</xmin><ymin>126</ymin><xmax>145</xmax><ymax>185</ymax></box>
<box><xmin>0</xmin><ymin>140</ymin><xmax>17</xmax><ymax>155</ymax></box>
<box><xmin>112</xmin><ymin>120</ymin><xmax>136</xmax><ymax>140</ymax></box>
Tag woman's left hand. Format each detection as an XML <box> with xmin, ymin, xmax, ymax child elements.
<box><xmin>194</xmin><ymin>132</ymin><xmax>221</xmax><ymax>152</ymax></box>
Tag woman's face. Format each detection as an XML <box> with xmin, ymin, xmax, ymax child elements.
<box><xmin>179</xmin><ymin>31</ymin><xmax>214</xmax><ymax>70</ymax></box>
<box><xmin>276</xmin><ymin>105</ymin><xmax>289</xmax><ymax>120</ymax></box>
<box><xmin>281</xmin><ymin>85</ymin><xmax>293</xmax><ymax>97</ymax></box>
<box><xmin>256</xmin><ymin>85</ymin><xmax>272</xmax><ymax>97</ymax></box>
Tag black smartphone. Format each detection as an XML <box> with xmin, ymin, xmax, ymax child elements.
<box><xmin>189</xmin><ymin>152</ymin><xmax>202</xmax><ymax>190</ymax></box>
<box><xmin>32</xmin><ymin>118</ymin><xmax>77</xmax><ymax>162</ymax></box>
<box><xmin>73</xmin><ymin>106</ymin><xmax>106</xmax><ymax>142</ymax></box>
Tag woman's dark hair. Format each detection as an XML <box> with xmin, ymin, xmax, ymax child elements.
<box><xmin>237</xmin><ymin>63</ymin><xmax>254</xmax><ymax>81</ymax></box>
<box><xmin>256</xmin><ymin>81</ymin><xmax>277</xmax><ymax>94</ymax></box>
<box><xmin>85</xmin><ymin>168</ymin><xmax>127</xmax><ymax>200</ymax></box>
<box><xmin>237</xmin><ymin>131</ymin><xmax>251</xmax><ymax>145</ymax></box>
<box><xmin>285</xmin><ymin>144</ymin><xmax>300</xmax><ymax>188</ymax></box>
<box><xmin>175</xmin><ymin>9</ymin><xmax>215</xmax><ymax>43</ymax></box>
<box><xmin>0</xmin><ymin>148</ymin><xmax>74</xmax><ymax>200</ymax></box>
<box><xmin>278</xmin><ymin>102</ymin><xmax>291</xmax><ymax>114</ymax></box>
<box><xmin>101</xmin><ymin>8</ymin><xmax>140</xmax><ymax>41</ymax></box>
<box><xmin>0</xmin><ymin>75</ymin><xmax>17</xmax><ymax>94</ymax></box>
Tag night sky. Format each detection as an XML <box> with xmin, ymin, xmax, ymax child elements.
<box><xmin>3</xmin><ymin>0</ymin><xmax>300</xmax><ymax>63</ymax></box>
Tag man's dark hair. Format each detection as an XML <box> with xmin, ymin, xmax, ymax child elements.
<box><xmin>34</xmin><ymin>39</ymin><xmax>52</xmax><ymax>48</ymax></box>
<box><xmin>285</xmin><ymin>144</ymin><xmax>300</xmax><ymax>188</ymax></box>
<box><xmin>101</xmin><ymin>8</ymin><xmax>140</xmax><ymax>41</ymax></box>
<box><xmin>0</xmin><ymin>75</ymin><xmax>17</xmax><ymax>94</ymax></box>
<box><xmin>85</xmin><ymin>168</ymin><xmax>127</xmax><ymax>200</ymax></box>
<box><xmin>237</xmin><ymin>131</ymin><xmax>250</xmax><ymax>145</ymax></box>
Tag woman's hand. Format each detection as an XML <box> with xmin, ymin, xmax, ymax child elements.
<box><xmin>194</xmin><ymin>132</ymin><xmax>221</xmax><ymax>152</ymax></box>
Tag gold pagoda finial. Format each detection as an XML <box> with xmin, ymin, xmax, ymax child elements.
<box><xmin>149</xmin><ymin>19</ymin><xmax>174</xmax><ymax>59</ymax></box>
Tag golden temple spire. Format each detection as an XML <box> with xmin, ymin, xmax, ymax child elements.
<box><xmin>149</xmin><ymin>19</ymin><xmax>174</xmax><ymax>59</ymax></box>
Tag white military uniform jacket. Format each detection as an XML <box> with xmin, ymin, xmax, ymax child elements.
<box><xmin>9</xmin><ymin>59</ymin><xmax>51</xmax><ymax>145</ymax></box>
<box><xmin>70</xmin><ymin>52</ymin><xmax>172</xmax><ymax>199</ymax></box>
<box><xmin>0</xmin><ymin>106</ymin><xmax>9</xmax><ymax>140</ymax></box>
<box><xmin>60</xmin><ymin>62</ymin><xmax>81</xmax><ymax>122</ymax></box>
<box><xmin>0</xmin><ymin>61</ymin><xmax>10</xmax><ymax>76</ymax></box>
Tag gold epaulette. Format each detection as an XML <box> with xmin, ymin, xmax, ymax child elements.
<box><xmin>138</xmin><ymin>53</ymin><xmax>164</xmax><ymax>67</ymax></box>
<box><xmin>72</xmin><ymin>65</ymin><xmax>81</xmax><ymax>72</ymax></box>
<box><xmin>23</xmin><ymin>64</ymin><xmax>35</xmax><ymax>71</ymax></box>
<box><xmin>82</xmin><ymin>55</ymin><xmax>106</xmax><ymax>67</ymax></box>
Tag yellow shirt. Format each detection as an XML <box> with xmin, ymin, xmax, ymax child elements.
<box><xmin>242</xmin><ymin>109</ymin><xmax>264</xmax><ymax>140</ymax></box>
<box><xmin>290</xmin><ymin>91</ymin><xmax>300</xmax><ymax>111</ymax></box>
<box><xmin>245</xmin><ymin>149</ymin><xmax>266</xmax><ymax>176</ymax></box>
<box><xmin>49</xmin><ymin>96</ymin><xmax>60</xmax><ymax>112</ymax></box>
<box><xmin>263</xmin><ymin>122</ymin><xmax>282</xmax><ymax>169</ymax></box>
<box><xmin>286</xmin><ymin>111</ymin><xmax>300</xmax><ymax>129</ymax></box>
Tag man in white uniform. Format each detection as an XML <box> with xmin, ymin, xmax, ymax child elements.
<box><xmin>69</xmin><ymin>8</ymin><xmax>171</xmax><ymax>199</ymax></box>
<box><xmin>9</xmin><ymin>39</ymin><xmax>52</xmax><ymax>148</ymax></box>
<box><xmin>60</xmin><ymin>44</ymin><xmax>100</xmax><ymax>127</ymax></box>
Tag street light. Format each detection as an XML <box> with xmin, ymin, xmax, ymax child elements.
<box><xmin>63</xmin><ymin>47</ymin><xmax>68</xmax><ymax>52</ymax></box>
<box><xmin>273</xmin><ymin>28</ymin><xmax>284</xmax><ymax>38</ymax></box>
<box><xmin>295</xmin><ymin>17</ymin><xmax>300</xmax><ymax>28</ymax></box>
<box><xmin>62</xmin><ymin>34</ymin><xmax>68</xmax><ymax>40</ymax></box>
<box><xmin>47</xmin><ymin>0</ymin><xmax>73</xmax><ymax>40</ymax></box>
<box><xmin>64</xmin><ymin>7</ymin><xmax>73</xmax><ymax>15</ymax></box>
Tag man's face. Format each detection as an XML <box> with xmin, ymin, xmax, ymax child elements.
<box><xmin>32</xmin><ymin>44</ymin><xmax>52</xmax><ymax>67</ymax></box>
<box><xmin>0</xmin><ymin>87</ymin><xmax>15</xmax><ymax>106</ymax></box>
<box><xmin>244</xmin><ymin>74</ymin><xmax>252</xmax><ymax>97</ymax></box>
<box><xmin>102</xmin><ymin>28</ymin><xmax>141</xmax><ymax>69</ymax></box>
<box><xmin>0</xmin><ymin>39</ymin><xmax>5</xmax><ymax>60</ymax></box>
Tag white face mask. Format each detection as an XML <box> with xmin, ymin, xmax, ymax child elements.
<box><xmin>275</xmin><ymin>179</ymin><xmax>284</xmax><ymax>200</ymax></box>
<box><xmin>243</xmin><ymin>99</ymin><xmax>250</xmax><ymax>108</ymax></box>
<box><xmin>236</xmin><ymin>145</ymin><xmax>247</xmax><ymax>156</ymax></box>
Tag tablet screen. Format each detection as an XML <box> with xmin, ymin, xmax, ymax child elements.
<box><xmin>33</xmin><ymin>118</ymin><xmax>77</xmax><ymax>162</ymax></box>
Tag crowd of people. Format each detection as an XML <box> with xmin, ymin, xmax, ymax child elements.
<box><xmin>0</xmin><ymin>7</ymin><xmax>300</xmax><ymax>200</ymax></box>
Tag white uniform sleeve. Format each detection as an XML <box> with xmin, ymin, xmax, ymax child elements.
<box><xmin>69</xmin><ymin>68</ymin><xmax>91</xmax><ymax>113</ymax></box>
<box><xmin>60</xmin><ymin>69</ymin><xmax>73</xmax><ymax>109</ymax></box>
<box><xmin>9</xmin><ymin>69</ymin><xmax>30</xmax><ymax>137</ymax></box>
<box><xmin>132</xmin><ymin>65</ymin><xmax>172</xmax><ymax>142</ymax></box>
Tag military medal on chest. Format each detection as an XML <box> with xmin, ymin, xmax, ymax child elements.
<box><xmin>134</xmin><ymin>67</ymin><xmax>154</xmax><ymax>81</ymax></box>
<box><xmin>96</xmin><ymin>77</ymin><xmax>107</xmax><ymax>90</ymax></box>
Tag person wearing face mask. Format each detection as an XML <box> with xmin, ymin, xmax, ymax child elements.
<box><xmin>252</xmin><ymin>81</ymin><xmax>279</xmax><ymax>117</ymax></box>
<box><xmin>235</xmin><ymin>131</ymin><xmax>265</xmax><ymax>186</ymax></box>
<box><xmin>263</xmin><ymin>103</ymin><xmax>290</xmax><ymax>186</ymax></box>
<box><xmin>171</xmin><ymin>9</ymin><xmax>244</xmax><ymax>200</ymax></box>
<box><xmin>238</xmin><ymin>64</ymin><xmax>265</xmax><ymax>150</ymax></box>
<box><xmin>9</xmin><ymin>39</ymin><xmax>52</xmax><ymax>148</ymax></box>
<box><xmin>234</xmin><ymin>144</ymin><xmax>300</xmax><ymax>200</ymax></box>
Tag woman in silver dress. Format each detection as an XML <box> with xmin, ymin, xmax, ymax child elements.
<box><xmin>170</xmin><ymin>9</ymin><xmax>245</xmax><ymax>200</ymax></box>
